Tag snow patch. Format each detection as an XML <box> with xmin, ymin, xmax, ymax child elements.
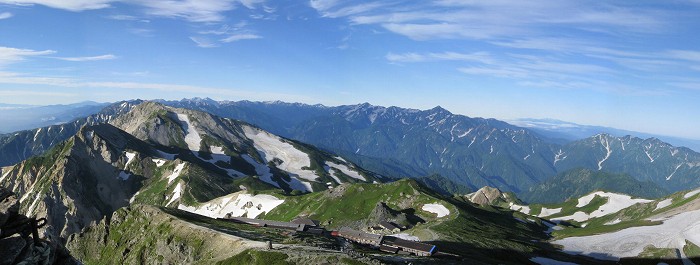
<box><xmin>554</xmin><ymin>208</ymin><xmax>700</xmax><ymax>260</ymax></box>
<box><xmin>129</xmin><ymin>191</ymin><xmax>140</xmax><ymax>203</ymax></box>
<box><xmin>509</xmin><ymin>203</ymin><xmax>531</xmax><ymax>215</ymax></box>
<box><xmin>422</xmin><ymin>203</ymin><xmax>450</xmax><ymax>217</ymax></box>
<box><xmin>667</xmin><ymin>164</ymin><xmax>682</xmax><ymax>180</ymax></box>
<box><xmin>167</xmin><ymin>183</ymin><xmax>182</xmax><ymax>206</ymax></box>
<box><xmin>605</xmin><ymin>218</ymin><xmax>622</xmax><ymax>225</ymax></box>
<box><xmin>175</xmin><ymin>113</ymin><xmax>202</xmax><ymax>152</ymax></box>
<box><xmin>597</xmin><ymin>135</ymin><xmax>611</xmax><ymax>170</ymax></box>
<box><xmin>26</xmin><ymin>193</ymin><xmax>43</xmax><ymax>216</ymax></box>
<box><xmin>326</xmin><ymin>161</ymin><xmax>366</xmax><ymax>181</ymax></box>
<box><xmin>538</xmin><ymin>207</ymin><xmax>562</xmax><ymax>217</ymax></box>
<box><xmin>151</xmin><ymin>158</ymin><xmax>167</xmax><ymax>167</ymax></box>
<box><xmin>166</xmin><ymin>163</ymin><xmax>186</xmax><ymax>184</ymax></box>
<box><xmin>554</xmin><ymin>149</ymin><xmax>567</xmax><ymax>165</ymax></box>
<box><xmin>390</xmin><ymin>233</ymin><xmax>420</xmax><ymax>241</ymax></box>
<box><xmin>242</xmin><ymin>154</ymin><xmax>312</xmax><ymax>192</ymax></box>
<box><xmin>684</xmin><ymin>188</ymin><xmax>700</xmax><ymax>199</ymax></box>
<box><xmin>553</xmin><ymin>192</ymin><xmax>652</xmax><ymax>222</ymax></box>
<box><xmin>655</xmin><ymin>198</ymin><xmax>673</xmax><ymax>211</ymax></box>
<box><xmin>178</xmin><ymin>193</ymin><xmax>285</xmax><ymax>219</ymax></box>
<box><xmin>124</xmin><ymin>152</ymin><xmax>137</xmax><ymax>169</ymax></box>
<box><xmin>325</xmin><ymin>166</ymin><xmax>343</xmax><ymax>184</ymax></box>
<box><xmin>243</xmin><ymin>126</ymin><xmax>317</xmax><ymax>183</ymax></box>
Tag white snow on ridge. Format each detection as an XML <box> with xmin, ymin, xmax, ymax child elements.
<box><xmin>177</xmin><ymin>193</ymin><xmax>285</xmax><ymax>219</ymax></box>
<box><xmin>243</xmin><ymin>126</ymin><xmax>318</xmax><ymax>183</ymax></box>
<box><xmin>554</xmin><ymin>208</ymin><xmax>700</xmax><ymax>261</ymax></box>
<box><xmin>422</xmin><ymin>203</ymin><xmax>450</xmax><ymax>217</ymax></box>
<box><xmin>597</xmin><ymin>136</ymin><xmax>611</xmax><ymax>170</ymax></box>
<box><xmin>553</xmin><ymin>192</ymin><xmax>652</xmax><ymax>222</ymax></box>
<box><xmin>326</xmin><ymin>161</ymin><xmax>366</xmax><ymax>181</ymax></box>
<box><xmin>538</xmin><ymin>207</ymin><xmax>562</xmax><ymax>217</ymax></box>
<box><xmin>175</xmin><ymin>113</ymin><xmax>202</xmax><ymax>152</ymax></box>
<box><xmin>655</xmin><ymin>198</ymin><xmax>673</xmax><ymax>211</ymax></box>
<box><xmin>166</xmin><ymin>163</ymin><xmax>186</xmax><ymax>184</ymax></box>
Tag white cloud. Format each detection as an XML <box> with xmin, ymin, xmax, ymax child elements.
<box><xmin>0</xmin><ymin>0</ymin><xmax>113</xmax><ymax>11</ymax></box>
<box><xmin>0</xmin><ymin>47</ymin><xmax>55</xmax><ymax>66</ymax></box>
<box><xmin>189</xmin><ymin>36</ymin><xmax>219</xmax><ymax>48</ymax></box>
<box><xmin>220</xmin><ymin>33</ymin><xmax>261</xmax><ymax>42</ymax></box>
<box><xmin>386</xmin><ymin>51</ymin><xmax>493</xmax><ymax>64</ymax></box>
<box><xmin>54</xmin><ymin>54</ymin><xmax>117</xmax><ymax>61</ymax></box>
<box><xmin>311</xmin><ymin>0</ymin><xmax>673</xmax><ymax>41</ymax></box>
<box><xmin>1</xmin><ymin>0</ymin><xmax>268</xmax><ymax>22</ymax></box>
<box><xmin>665</xmin><ymin>50</ymin><xmax>700</xmax><ymax>63</ymax></box>
<box><xmin>0</xmin><ymin>12</ymin><xmax>12</xmax><ymax>19</ymax></box>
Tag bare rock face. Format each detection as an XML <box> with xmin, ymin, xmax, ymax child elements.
<box><xmin>467</xmin><ymin>186</ymin><xmax>505</xmax><ymax>206</ymax></box>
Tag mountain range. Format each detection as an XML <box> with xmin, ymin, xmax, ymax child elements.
<box><xmin>3</xmin><ymin>98</ymin><xmax>700</xmax><ymax>199</ymax></box>
<box><xmin>2</xmin><ymin>99</ymin><xmax>700</xmax><ymax>264</ymax></box>
<box><xmin>511</xmin><ymin>118</ymin><xmax>700</xmax><ymax>152</ymax></box>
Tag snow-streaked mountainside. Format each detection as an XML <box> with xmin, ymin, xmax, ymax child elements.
<box><xmin>512</xmin><ymin>118</ymin><xmax>700</xmax><ymax>152</ymax></box>
<box><xmin>163</xmin><ymin>98</ymin><xmax>700</xmax><ymax>196</ymax></box>
<box><xmin>0</xmin><ymin>102</ymin><xmax>377</xmax><ymax>242</ymax></box>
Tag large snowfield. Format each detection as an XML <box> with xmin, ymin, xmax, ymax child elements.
<box><xmin>554</xmin><ymin>208</ymin><xmax>700</xmax><ymax>260</ymax></box>
<box><xmin>178</xmin><ymin>192</ymin><xmax>285</xmax><ymax>219</ymax></box>
<box><xmin>242</xmin><ymin>125</ymin><xmax>316</xmax><ymax>191</ymax></box>
<box><xmin>422</xmin><ymin>203</ymin><xmax>450</xmax><ymax>217</ymax></box>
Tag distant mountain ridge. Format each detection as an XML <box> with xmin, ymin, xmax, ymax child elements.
<box><xmin>0</xmin><ymin>101</ymin><xmax>108</xmax><ymax>133</ymax></box>
<box><xmin>511</xmin><ymin>118</ymin><xmax>700</xmax><ymax>152</ymax></box>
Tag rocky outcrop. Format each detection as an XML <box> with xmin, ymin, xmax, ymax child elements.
<box><xmin>0</xmin><ymin>187</ymin><xmax>75</xmax><ymax>265</ymax></box>
<box><xmin>467</xmin><ymin>186</ymin><xmax>509</xmax><ymax>206</ymax></box>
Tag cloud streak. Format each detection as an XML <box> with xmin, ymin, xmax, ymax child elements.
<box><xmin>54</xmin><ymin>54</ymin><xmax>117</xmax><ymax>61</ymax></box>
<box><xmin>0</xmin><ymin>0</ymin><xmax>268</xmax><ymax>22</ymax></box>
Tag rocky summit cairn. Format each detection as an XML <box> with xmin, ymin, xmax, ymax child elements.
<box><xmin>0</xmin><ymin>187</ymin><xmax>73</xmax><ymax>265</ymax></box>
<box><xmin>467</xmin><ymin>186</ymin><xmax>505</xmax><ymax>206</ymax></box>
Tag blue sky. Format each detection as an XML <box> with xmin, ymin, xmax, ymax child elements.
<box><xmin>0</xmin><ymin>0</ymin><xmax>699</xmax><ymax>139</ymax></box>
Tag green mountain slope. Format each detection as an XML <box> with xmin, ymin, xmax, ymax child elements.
<box><xmin>521</xmin><ymin>168</ymin><xmax>668</xmax><ymax>204</ymax></box>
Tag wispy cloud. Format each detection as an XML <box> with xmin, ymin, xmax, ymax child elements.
<box><xmin>189</xmin><ymin>36</ymin><xmax>219</xmax><ymax>48</ymax></box>
<box><xmin>220</xmin><ymin>33</ymin><xmax>261</xmax><ymax>42</ymax></box>
<box><xmin>54</xmin><ymin>54</ymin><xmax>117</xmax><ymax>62</ymax></box>
<box><xmin>0</xmin><ymin>0</ymin><xmax>113</xmax><ymax>11</ymax></box>
<box><xmin>386</xmin><ymin>52</ymin><xmax>494</xmax><ymax>64</ymax></box>
<box><xmin>0</xmin><ymin>0</ymin><xmax>268</xmax><ymax>22</ymax></box>
<box><xmin>0</xmin><ymin>47</ymin><xmax>55</xmax><ymax>66</ymax></box>
<box><xmin>0</xmin><ymin>12</ymin><xmax>12</xmax><ymax>19</ymax></box>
